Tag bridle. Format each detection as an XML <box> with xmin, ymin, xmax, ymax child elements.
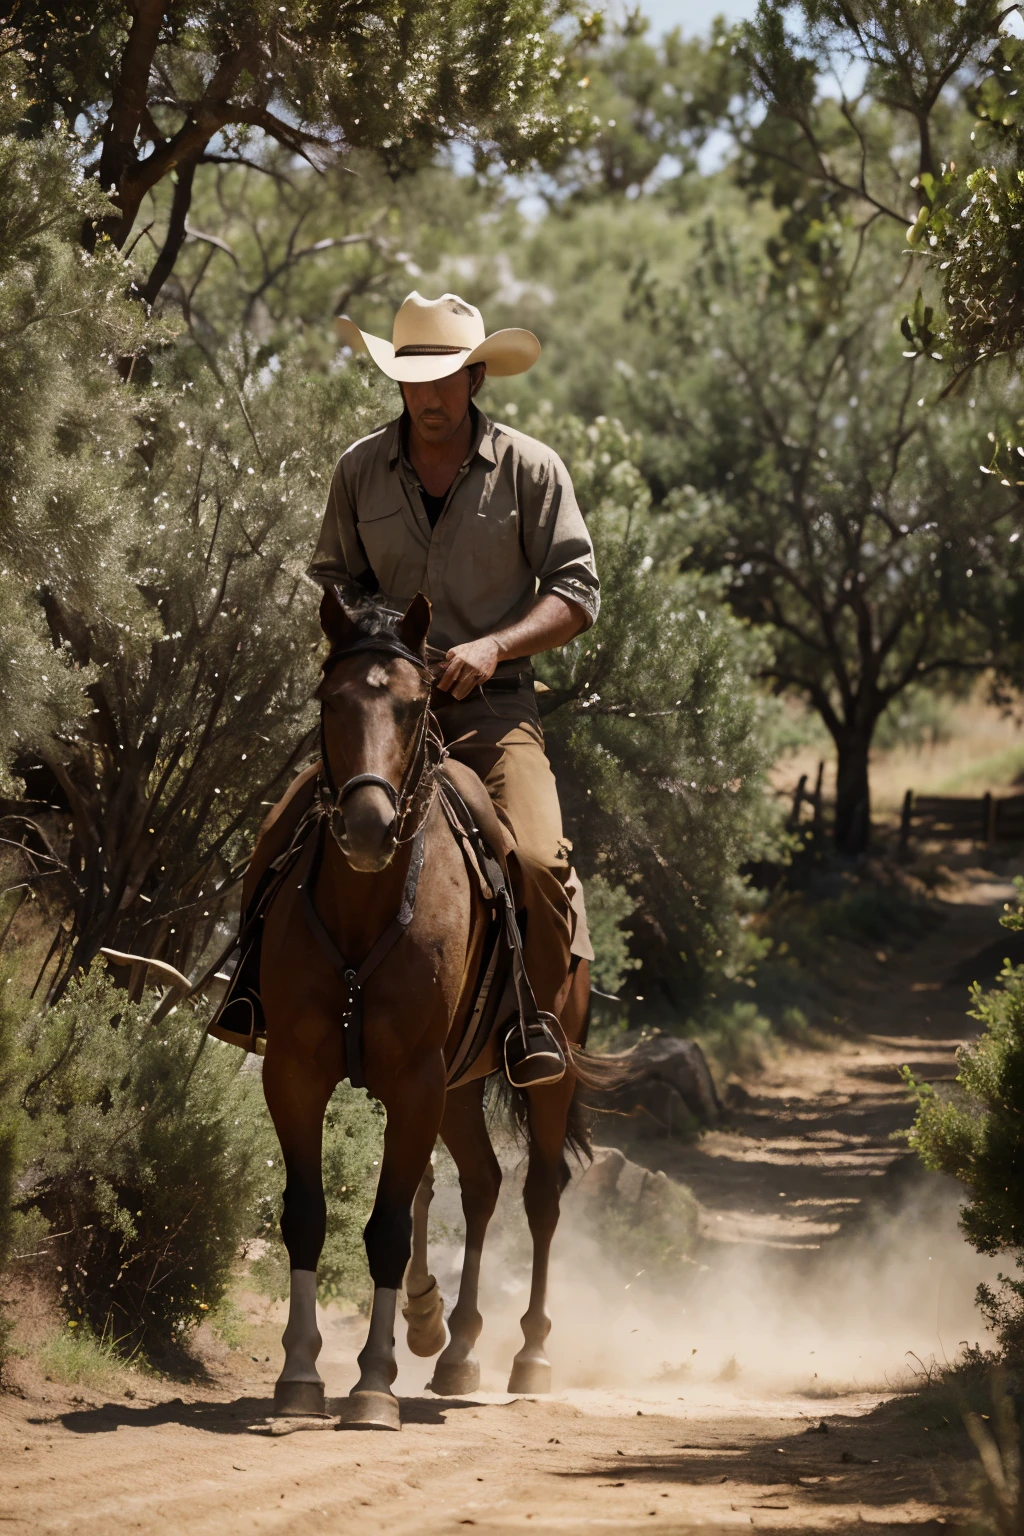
<box><xmin>317</xmin><ymin>633</ymin><xmax>442</xmax><ymax>859</ymax></box>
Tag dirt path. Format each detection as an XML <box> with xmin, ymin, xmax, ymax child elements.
<box><xmin>2</xmin><ymin>869</ymin><xmax>1018</xmax><ymax>1535</ymax></box>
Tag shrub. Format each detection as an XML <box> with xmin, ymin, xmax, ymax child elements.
<box><xmin>37</xmin><ymin>1323</ymin><xmax>123</xmax><ymax>1388</ymax></box>
<box><xmin>584</xmin><ymin>874</ymin><xmax>642</xmax><ymax>997</ymax></box>
<box><xmin>906</xmin><ymin>880</ymin><xmax>1024</xmax><ymax>1358</ymax></box>
<box><xmin>251</xmin><ymin>1082</ymin><xmax>384</xmax><ymax>1313</ymax></box>
<box><xmin>695</xmin><ymin>999</ymin><xmax>776</xmax><ymax>1079</ymax></box>
<box><xmin>14</xmin><ymin>967</ymin><xmax>277</xmax><ymax>1357</ymax></box>
<box><xmin>0</xmin><ymin>973</ymin><xmax>18</xmax><ymax>1366</ymax></box>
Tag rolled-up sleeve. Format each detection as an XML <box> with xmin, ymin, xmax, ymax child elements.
<box><xmin>307</xmin><ymin>455</ymin><xmax>376</xmax><ymax>597</ymax></box>
<box><xmin>520</xmin><ymin>449</ymin><xmax>600</xmax><ymax>629</ymax></box>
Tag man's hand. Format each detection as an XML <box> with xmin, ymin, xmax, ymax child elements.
<box><xmin>437</xmin><ymin>636</ymin><xmax>501</xmax><ymax>700</ymax></box>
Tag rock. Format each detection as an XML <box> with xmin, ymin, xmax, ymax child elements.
<box><xmin>571</xmin><ymin>1146</ymin><xmax>700</xmax><ymax>1274</ymax></box>
<box><xmin>606</xmin><ymin>1034</ymin><xmax>722</xmax><ymax>1132</ymax></box>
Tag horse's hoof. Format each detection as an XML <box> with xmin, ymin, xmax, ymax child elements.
<box><xmin>507</xmin><ymin>1358</ymin><xmax>551</xmax><ymax>1395</ymax></box>
<box><xmin>273</xmin><ymin>1378</ymin><xmax>326</xmax><ymax>1417</ymax></box>
<box><xmin>430</xmin><ymin>1355</ymin><xmax>480</xmax><ymax>1395</ymax></box>
<box><xmin>335</xmin><ymin>1390</ymin><xmax>401</xmax><ymax>1431</ymax></box>
<box><xmin>403</xmin><ymin>1277</ymin><xmax>447</xmax><ymax>1359</ymax></box>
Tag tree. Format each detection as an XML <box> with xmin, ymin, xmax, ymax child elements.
<box><xmin>544</xmin><ymin>15</ymin><xmax>746</xmax><ymax>202</ymax></box>
<box><xmin>906</xmin><ymin>878</ymin><xmax>1024</xmax><ymax>1360</ymax></box>
<box><xmin>532</xmin><ymin>410</ymin><xmax>781</xmax><ymax>1011</ymax></box>
<box><xmin>150</xmin><ymin>145</ymin><xmax>491</xmax><ymax>359</ymax></box>
<box><xmin>9</xmin><ymin>0</ymin><xmax>598</xmax><ymax>302</ymax></box>
<box><xmin>736</xmin><ymin>0</ymin><xmax>1005</xmax><ymax>225</ymax></box>
<box><xmin>736</xmin><ymin>3</ymin><xmax>1024</xmax><ymax>388</ymax></box>
<box><xmin>628</xmin><ymin>220</ymin><xmax>1017</xmax><ymax>854</ymax></box>
<box><xmin>35</xmin><ymin>348</ymin><xmax>402</xmax><ymax>998</ymax></box>
<box><xmin>0</xmin><ymin>47</ymin><xmax>146</xmax><ymax>792</ymax></box>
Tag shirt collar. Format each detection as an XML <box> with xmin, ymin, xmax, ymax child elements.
<box><xmin>388</xmin><ymin>405</ymin><xmax>497</xmax><ymax>471</ymax></box>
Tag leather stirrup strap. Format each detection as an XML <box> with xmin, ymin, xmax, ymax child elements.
<box><xmin>438</xmin><ymin>782</ymin><xmax>550</xmax><ymax>1055</ymax></box>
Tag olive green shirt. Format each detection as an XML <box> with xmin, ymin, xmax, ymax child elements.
<box><xmin>308</xmin><ymin>409</ymin><xmax>600</xmax><ymax>658</ymax></box>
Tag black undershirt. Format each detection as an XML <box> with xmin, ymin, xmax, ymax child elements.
<box><xmin>420</xmin><ymin>485</ymin><xmax>451</xmax><ymax>529</ymax></box>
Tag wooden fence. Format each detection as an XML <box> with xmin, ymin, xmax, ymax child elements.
<box><xmin>787</xmin><ymin>762</ymin><xmax>825</xmax><ymax>833</ymax></box>
<box><xmin>899</xmin><ymin>789</ymin><xmax>1024</xmax><ymax>856</ymax></box>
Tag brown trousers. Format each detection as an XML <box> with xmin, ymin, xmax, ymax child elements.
<box><xmin>432</xmin><ymin>688</ymin><xmax>570</xmax><ymax>880</ymax></box>
<box><xmin>434</xmin><ymin>687</ymin><xmax>576</xmax><ymax>1018</ymax></box>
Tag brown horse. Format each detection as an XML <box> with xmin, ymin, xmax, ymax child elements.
<box><xmin>260</xmin><ymin>588</ymin><xmax>599</xmax><ymax>1430</ymax></box>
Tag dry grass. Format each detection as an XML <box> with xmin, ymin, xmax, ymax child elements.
<box><xmin>774</xmin><ymin>688</ymin><xmax>1024</xmax><ymax>817</ymax></box>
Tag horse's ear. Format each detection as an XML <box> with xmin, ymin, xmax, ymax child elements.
<box><xmin>319</xmin><ymin>585</ymin><xmax>357</xmax><ymax>649</ymax></box>
<box><xmin>397</xmin><ymin>592</ymin><xmax>431</xmax><ymax>655</ymax></box>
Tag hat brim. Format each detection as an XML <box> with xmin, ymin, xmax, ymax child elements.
<box><xmin>334</xmin><ymin>317</ymin><xmax>540</xmax><ymax>382</ymax></box>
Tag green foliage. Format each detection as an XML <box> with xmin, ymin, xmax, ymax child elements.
<box><xmin>632</xmin><ymin>217</ymin><xmax>1015</xmax><ymax>852</ymax></box>
<box><xmin>695</xmin><ymin>998</ymin><xmax>775</xmax><ymax>1078</ymax></box>
<box><xmin>531</xmin><ymin>411</ymin><xmax>782</xmax><ymax>1006</ymax></box>
<box><xmin>10</xmin><ymin>0</ymin><xmax>598</xmax><ymax>301</ymax></box>
<box><xmin>37</xmin><ymin>1323</ymin><xmax>125</xmax><ymax>1388</ymax></box>
<box><xmin>38</xmin><ymin>344</ymin><xmax>397</xmax><ymax>991</ymax></box>
<box><xmin>13</xmin><ymin>967</ymin><xmax>277</xmax><ymax>1355</ymax></box>
<box><xmin>873</xmin><ymin>684</ymin><xmax>955</xmax><ymax>753</ymax></box>
<box><xmin>0</xmin><ymin>974</ymin><xmax>18</xmax><ymax>1367</ymax></box>
<box><xmin>584</xmin><ymin>874</ymin><xmax>641</xmax><ymax>997</ymax></box>
<box><xmin>548</xmin><ymin>18</ymin><xmax>746</xmax><ymax>202</ymax></box>
<box><xmin>907</xmin><ymin>882</ymin><xmax>1024</xmax><ymax>1358</ymax></box>
<box><xmin>252</xmin><ymin>1082</ymin><xmax>384</xmax><ymax>1312</ymax></box>
<box><xmin>738</xmin><ymin>0</ymin><xmax>1005</xmax><ymax>224</ymax></box>
<box><xmin>0</xmin><ymin>52</ymin><xmax>147</xmax><ymax>791</ymax></box>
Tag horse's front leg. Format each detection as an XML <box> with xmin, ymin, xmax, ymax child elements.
<box><xmin>341</xmin><ymin>1053</ymin><xmax>446</xmax><ymax>1431</ymax></box>
<box><xmin>262</xmin><ymin>1047</ymin><xmax>337</xmax><ymax>1417</ymax></box>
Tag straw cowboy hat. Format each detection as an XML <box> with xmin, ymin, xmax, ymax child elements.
<box><xmin>334</xmin><ymin>290</ymin><xmax>540</xmax><ymax>383</ymax></box>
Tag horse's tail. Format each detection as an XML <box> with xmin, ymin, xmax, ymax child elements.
<box><xmin>565</xmin><ymin>1042</ymin><xmax>639</xmax><ymax>1162</ymax></box>
<box><xmin>491</xmin><ymin>1042</ymin><xmax>639</xmax><ymax>1166</ymax></box>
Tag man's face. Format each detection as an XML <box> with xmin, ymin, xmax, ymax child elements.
<box><xmin>401</xmin><ymin>366</ymin><xmax>482</xmax><ymax>444</ymax></box>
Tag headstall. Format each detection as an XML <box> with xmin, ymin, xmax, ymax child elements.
<box><xmin>317</xmin><ymin>633</ymin><xmax>442</xmax><ymax>857</ymax></box>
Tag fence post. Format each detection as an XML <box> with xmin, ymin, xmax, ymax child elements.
<box><xmin>812</xmin><ymin>760</ymin><xmax>825</xmax><ymax>842</ymax></box>
<box><xmin>898</xmin><ymin>789</ymin><xmax>913</xmax><ymax>861</ymax></box>
<box><xmin>788</xmin><ymin>774</ymin><xmax>807</xmax><ymax>830</ymax></box>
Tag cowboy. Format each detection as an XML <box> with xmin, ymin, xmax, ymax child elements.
<box><xmin>222</xmin><ymin>292</ymin><xmax>598</xmax><ymax>1081</ymax></box>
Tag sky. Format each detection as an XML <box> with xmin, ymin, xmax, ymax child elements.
<box><xmin>637</xmin><ymin>0</ymin><xmax>760</xmax><ymax>36</ymax></box>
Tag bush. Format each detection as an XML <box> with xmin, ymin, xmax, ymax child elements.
<box><xmin>37</xmin><ymin>1323</ymin><xmax>123</xmax><ymax>1388</ymax></box>
<box><xmin>584</xmin><ymin>874</ymin><xmax>642</xmax><ymax>997</ymax></box>
<box><xmin>906</xmin><ymin>880</ymin><xmax>1024</xmax><ymax>1358</ymax></box>
<box><xmin>0</xmin><ymin>973</ymin><xmax>19</xmax><ymax>1367</ymax></box>
<box><xmin>13</xmin><ymin>968</ymin><xmax>277</xmax><ymax>1357</ymax></box>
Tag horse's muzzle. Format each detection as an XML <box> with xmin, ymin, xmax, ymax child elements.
<box><xmin>338</xmin><ymin>782</ymin><xmax>398</xmax><ymax>872</ymax></box>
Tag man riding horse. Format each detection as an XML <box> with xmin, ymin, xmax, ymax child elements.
<box><xmin>219</xmin><ymin>291</ymin><xmax>598</xmax><ymax>1083</ymax></box>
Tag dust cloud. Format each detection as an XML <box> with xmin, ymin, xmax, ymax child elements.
<box><xmin>379</xmin><ymin>1155</ymin><xmax>1001</xmax><ymax>1403</ymax></box>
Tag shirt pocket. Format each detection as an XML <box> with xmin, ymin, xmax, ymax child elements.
<box><xmin>456</xmin><ymin>485</ymin><xmax>528</xmax><ymax>606</ymax></box>
<box><xmin>355</xmin><ymin>502</ymin><xmax>424</xmax><ymax>600</ymax></box>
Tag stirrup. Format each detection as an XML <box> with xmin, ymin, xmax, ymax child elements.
<box><xmin>503</xmin><ymin>1014</ymin><xmax>567</xmax><ymax>1089</ymax></box>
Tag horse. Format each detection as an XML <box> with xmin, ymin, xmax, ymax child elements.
<box><xmin>259</xmin><ymin>587</ymin><xmax>607</xmax><ymax>1430</ymax></box>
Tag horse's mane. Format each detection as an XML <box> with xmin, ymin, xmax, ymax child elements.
<box><xmin>337</xmin><ymin>597</ymin><xmax>401</xmax><ymax>642</ymax></box>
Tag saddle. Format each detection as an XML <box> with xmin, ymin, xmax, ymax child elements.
<box><xmin>206</xmin><ymin>759</ymin><xmax>569</xmax><ymax>1088</ymax></box>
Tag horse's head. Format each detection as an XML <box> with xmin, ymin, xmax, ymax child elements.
<box><xmin>316</xmin><ymin>588</ymin><xmax>433</xmax><ymax>872</ymax></box>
